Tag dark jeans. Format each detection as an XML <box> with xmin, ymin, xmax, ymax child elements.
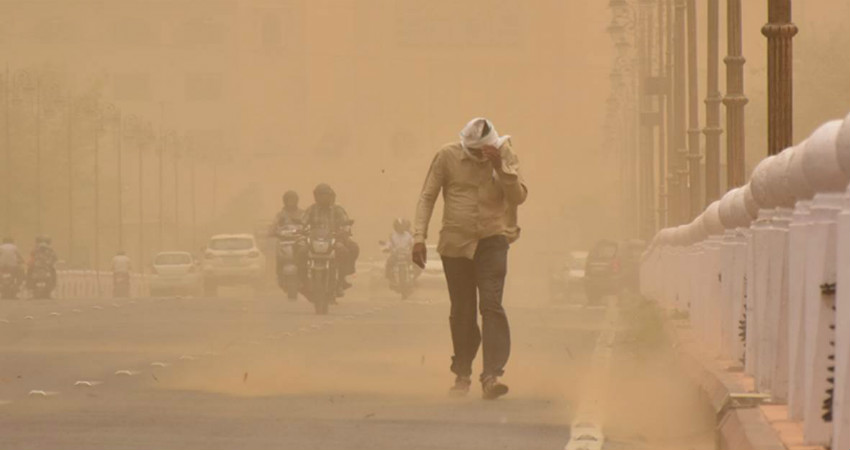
<box><xmin>441</xmin><ymin>235</ymin><xmax>510</xmax><ymax>380</ymax></box>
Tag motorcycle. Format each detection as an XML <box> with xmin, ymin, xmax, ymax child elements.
<box><xmin>113</xmin><ymin>272</ymin><xmax>131</xmax><ymax>298</ymax></box>
<box><xmin>28</xmin><ymin>263</ymin><xmax>55</xmax><ymax>299</ymax></box>
<box><xmin>0</xmin><ymin>268</ymin><xmax>19</xmax><ymax>299</ymax></box>
<box><xmin>276</xmin><ymin>224</ymin><xmax>304</xmax><ymax>301</ymax></box>
<box><xmin>305</xmin><ymin>227</ymin><xmax>339</xmax><ymax>315</ymax></box>
<box><xmin>383</xmin><ymin>243</ymin><xmax>415</xmax><ymax>299</ymax></box>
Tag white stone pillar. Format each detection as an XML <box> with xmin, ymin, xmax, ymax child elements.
<box><xmin>730</xmin><ymin>229</ymin><xmax>748</xmax><ymax>365</ymax></box>
<box><xmin>788</xmin><ymin>200</ymin><xmax>813</xmax><ymax>419</ymax></box>
<box><xmin>802</xmin><ymin>193</ymin><xmax>843</xmax><ymax>445</ymax></box>
<box><xmin>748</xmin><ymin>209</ymin><xmax>776</xmax><ymax>379</ymax></box>
<box><xmin>763</xmin><ymin>208</ymin><xmax>792</xmax><ymax>400</ymax></box>
<box><xmin>833</xmin><ymin>185</ymin><xmax>850</xmax><ymax>449</ymax></box>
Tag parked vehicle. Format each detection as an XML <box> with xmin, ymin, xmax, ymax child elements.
<box><xmin>549</xmin><ymin>250</ymin><xmax>589</xmax><ymax>301</ymax></box>
<box><xmin>275</xmin><ymin>224</ymin><xmax>304</xmax><ymax>300</ymax></box>
<box><xmin>113</xmin><ymin>272</ymin><xmax>131</xmax><ymax>298</ymax></box>
<box><xmin>0</xmin><ymin>268</ymin><xmax>19</xmax><ymax>299</ymax></box>
<box><xmin>305</xmin><ymin>227</ymin><xmax>339</xmax><ymax>315</ymax></box>
<box><xmin>202</xmin><ymin>234</ymin><xmax>267</xmax><ymax>296</ymax></box>
<box><xmin>584</xmin><ymin>240</ymin><xmax>622</xmax><ymax>304</ymax></box>
<box><xmin>150</xmin><ymin>252</ymin><xmax>203</xmax><ymax>297</ymax></box>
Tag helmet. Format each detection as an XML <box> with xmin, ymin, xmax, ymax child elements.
<box><xmin>393</xmin><ymin>218</ymin><xmax>405</xmax><ymax>233</ymax></box>
<box><xmin>282</xmin><ymin>190</ymin><xmax>299</xmax><ymax>208</ymax></box>
<box><xmin>313</xmin><ymin>183</ymin><xmax>334</xmax><ymax>206</ymax></box>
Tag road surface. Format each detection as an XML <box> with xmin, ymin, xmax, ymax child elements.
<box><xmin>0</xmin><ymin>281</ymin><xmax>713</xmax><ymax>450</ymax></box>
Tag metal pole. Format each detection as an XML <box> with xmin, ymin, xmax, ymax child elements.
<box><xmin>656</xmin><ymin>0</ymin><xmax>668</xmax><ymax>229</ymax></box>
<box><xmin>665</xmin><ymin>0</ymin><xmax>677</xmax><ymax>225</ymax></box>
<box><xmin>673</xmin><ymin>0</ymin><xmax>688</xmax><ymax>223</ymax></box>
<box><xmin>158</xmin><ymin>136</ymin><xmax>164</xmax><ymax>253</ymax></box>
<box><xmin>763</xmin><ymin>0</ymin><xmax>797</xmax><ymax>156</ymax></box>
<box><xmin>116</xmin><ymin>113</ymin><xmax>123</xmax><ymax>250</ymax></box>
<box><xmin>173</xmin><ymin>141</ymin><xmax>179</xmax><ymax>248</ymax></box>
<box><xmin>190</xmin><ymin>140</ymin><xmax>196</xmax><ymax>251</ymax></box>
<box><xmin>35</xmin><ymin>76</ymin><xmax>42</xmax><ymax>234</ymax></box>
<box><xmin>67</xmin><ymin>98</ymin><xmax>74</xmax><ymax>264</ymax></box>
<box><xmin>686</xmin><ymin>0</ymin><xmax>702</xmax><ymax>218</ymax></box>
<box><xmin>704</xmin><ymin>0</ymin><xmax>723</xmax><ymax>202</ymax></box>
<box><xmin>138</xmin><ymin>125</ymin><xmax>144</xmax><ymax>271</ymax></box>
<box><xmin>723</xmin><ymin>0</ymin><xmax>748</xmax><ymax>188</ymax></box>
<box><xmin>3</xmin><ymin>66</ymin><xmax>10</xmax><ymax>236</ymax></box>
<box><xmin>94</xmin><ymin>110</ymin><xmax>101</xmax><ymax>296</ymax></box>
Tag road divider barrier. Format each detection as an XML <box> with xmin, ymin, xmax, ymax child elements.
<box><xmin>641</xmin><ymin>113</ymin><xmax>850</xmax><ymax>449</ymax></box>
<box><xmin>55</xmin><ymin>270</ymin><xmax>151</xmax><ymax>299</ymax></box>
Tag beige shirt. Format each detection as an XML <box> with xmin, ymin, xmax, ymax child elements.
<box><xmin>414</xmin><ymin>140</ymin><xmax>528</xmax><ymax>259</ymax></box>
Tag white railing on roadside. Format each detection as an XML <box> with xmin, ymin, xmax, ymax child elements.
<box><xmin>640</xmin><ymin>112</ymin><xmax>850</xmax><ymax>449</ymax></box>
<box><xmin>55</xmin><ymin>270</ymin><xmax>151</xmax><ymax>299</ymax></box>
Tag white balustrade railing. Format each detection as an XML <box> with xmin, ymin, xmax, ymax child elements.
<box><xmin>641</xmin><ymin>112</ymin><xmax>850</xmax><ymax>449</ymax></box>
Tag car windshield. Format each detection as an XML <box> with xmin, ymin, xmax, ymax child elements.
<box><xmin>209</xmin><ymin>238</ymin><xmax>254</xmax><ymax>251</ymax></box>
<box><xmin>155</xmin><ymin>253</ymin><xmax>192</xmax><ymax>265</ymax></box>
<box><xmin>591</xmin><ymin>242</ymin><xmax>618</xmax><ymax>259</ymax></box>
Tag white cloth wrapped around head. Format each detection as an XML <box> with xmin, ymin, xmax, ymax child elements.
<box><xmin>460</xmin><ymin>117</ymin><xmax>510</xmax><ymax>150</ymax></box>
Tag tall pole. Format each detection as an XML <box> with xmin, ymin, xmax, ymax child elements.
<box><xmin>66</xmin><ymin>98</ymin><xmax>74</xmax><ymax>264</ymax></box>
<box><xmin>763</xmin><ymin>0</ymin><xmax>797</xmax><ymax>156</ymax></box>
<box><xmin>94</xmin><ymin>110</ymin><xmax>101</xmax><ymax>295</ymax></box>
<box><xmin>638</xmin><ymin>1</ymin><xmax>656</xmax><ymax>240</ymax></box>
<box><xmin>657</xmin><ymin>0</ymin><xmax>668</xmax><ymax>229</ymax></box>
<box><xmin>138</xmin><ymin>125</ymin><xmax>144</xmax><ymax>271</ymax></box>
<box><xmin>173</xmin><ymin>141</ymin><xmax>179</xmax><ymax>248</ymax></box>
<box><xmin>190</xmin><ymin>140</ymin><xmax>197</xmax><ymax>251</ymax></box>
<box><xmin>35</xmin><ymin>77</ymin><xmax>42</xmax><ymax>234</ymax></box>
<box><xmin>158</xmin><ymin>136</ymin><xmax>164</xmax><ymax>253</ymax></box>
<box><xmin>704</xmin><ymin>0</ymin><xmax>723</xmax><ymax>202</ymax></box>
<box><xmin>116</xmin><ymin>113</ymin><xmax>124</xmax><ymax>251</ymax></box>
<box><xmin>673</xmin><ymin>0</ymin><xmax>688</xmax><ymax>223</ymax></box>
<box><xmin>686</xmin><ymin>0</ymin><xmax>701</xmax><ymax>218</ymax></box>
<box><xmin>3</xmin><ymin>66</ymin><xmax>10</xmax><ymax>236</ymax></box>
<box><xmin>724</xmin><ymin>0</ymin><xmax>748</xmax><ymax>188</ymax></box>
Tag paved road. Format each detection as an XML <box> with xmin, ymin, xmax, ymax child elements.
<box><xmin>0</xmin><ymin>282</ymin><xmax>713</xmax><ymax>450</ymax></box>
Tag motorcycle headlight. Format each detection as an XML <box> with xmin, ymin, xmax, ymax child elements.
<box><xmin>311</xmin><ymin>240</ymin><xmax>331</xmax><ymax>253</ymax></box>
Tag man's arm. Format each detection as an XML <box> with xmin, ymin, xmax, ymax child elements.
<box><xmin>486</xmin><ymin>141</ymin><xmax>527</xmax><ymax>206</ymax></box>
<box><xmin>413</xmin><ymin>151</ymin><xmax>446</xmax><ymax>244</ymax></box>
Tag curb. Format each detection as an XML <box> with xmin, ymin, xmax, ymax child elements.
<box><xmin>662</xmin><ymin>315</ymin><xmax>821</xmax><ymax>450</ymax></box>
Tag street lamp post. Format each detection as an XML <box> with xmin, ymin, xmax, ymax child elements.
<box><xmin>763</xmin><ymin>0</ymin><xmax>797</xmax><ymax>156</ymax></box>
<box><xmin>686</xmin><ymin>0</ymin><xmax>702</xmax><ymax>218</ymax></box>
<box><xmin>656</xmin><ymin>0</ymin><xmax>668</xmax><ymax>229</ymax></box>
<box><xmin>2</xmin><ymin>67</ymin><xmax>10</xmax><ymax>236</ymax></box>
<box><xmin>673</xmin><ymin>0</ymin><xmax>688</xmax><ymax>224</ymax></box>
<box><xmin>724</xmin><ymin>0</ymin><xmax>748</xmax><ymax>188</ymax></box>
<box><xmin>704</xmin><ymin>0</ymin><xmax>723</xmax><ymax>203</ymax></box>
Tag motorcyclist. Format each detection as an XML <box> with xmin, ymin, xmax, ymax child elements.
<box><xmin>269</xmin><ymin>191</ymin><xmax>305</xmax><ymax>233</ymax></box>
<box><xmin>269</xmin><ymin>191</ymin><xmax>305</xmax><ymax>290</ymax></box>
<box><xmin>0</xmin><ymin>237</ymin><xmax>25</xmax><ymax>284</ymax></box>
<box><xmin>27</xmin><ymin>236</ymin><xmax>58</xmax><ymax>292</ymax></box>
<box><xmin>384</xmin><ymin>218</ymin><xmax>414</xmax><ymax>287</ymax></box>
<box><xmin>302</xmin><ymin>183</ymin><xmax>360</xmax><ymax>296</ymax></box>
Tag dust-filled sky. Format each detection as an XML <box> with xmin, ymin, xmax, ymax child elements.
<box><xmin>0</xmin><ymin>0</ymin><xmax>848</xmax><ymax>281</ymax></box>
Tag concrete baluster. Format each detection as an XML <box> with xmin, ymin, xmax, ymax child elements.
<box><xmin>834</xmin><ymin>185</ymin><xmax>850</xmax><ymax>449</ymax></box>
<box><xmin>802</xmin><ymin>193</ymin><xmax>843</xmax><ymax>445</ymax></box>
<box><xmin>788</xmin><ymin>200</ymin><xmax>813</xmax><ymax>419</ymax></box>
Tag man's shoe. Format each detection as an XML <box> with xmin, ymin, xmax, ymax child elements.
<box><xmin>481</xmin><ymin>376</ymin><xmax>509</xmax><ymax>400</ymax></box>
<box><xmin>449</xmin><ymin>376</ymin><xmax>472</xmax><ymax>397</ymax></box>
<box><xmin>340</xmin><ymin>278</ymin><xmax>353</xmax><ymax>290</ymax></box>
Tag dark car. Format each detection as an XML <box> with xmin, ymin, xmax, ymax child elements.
<box><xmin>584</xmin><ymin>240</ymin><xmax>622</xmax><ymax>304</ymax></box>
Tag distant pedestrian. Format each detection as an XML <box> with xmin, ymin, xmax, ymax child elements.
<box><xmin>413</xmin><ymin>117</ymin><xmax>528</xmax><ymax>399</ymax></box>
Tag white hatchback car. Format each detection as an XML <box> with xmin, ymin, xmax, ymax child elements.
<box><xmin>202</xmin><ymin>234</ymin><xmax>267</xmax><ymax>295</ymax></box>
<box><xmin>149</xmin><ymin>251</ymin><xmax>203</xmax><ymax>297</ymax></box>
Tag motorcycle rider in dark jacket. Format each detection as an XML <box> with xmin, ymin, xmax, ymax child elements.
<box><xmin>302</xmin><ymin>183</ymin><xmax>360</xmax><ymax>297</ymax></box>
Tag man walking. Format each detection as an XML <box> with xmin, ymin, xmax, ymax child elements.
<box><xmin>413</xmin><ymin>117</ymin><xmax>528</xmax><ymax>399</ymax></box>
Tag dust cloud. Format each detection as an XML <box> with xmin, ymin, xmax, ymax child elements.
<box><xmin>0</xmin><ymin>1</ymin><xmax>848</xmax><ymax>449</ymax></box>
